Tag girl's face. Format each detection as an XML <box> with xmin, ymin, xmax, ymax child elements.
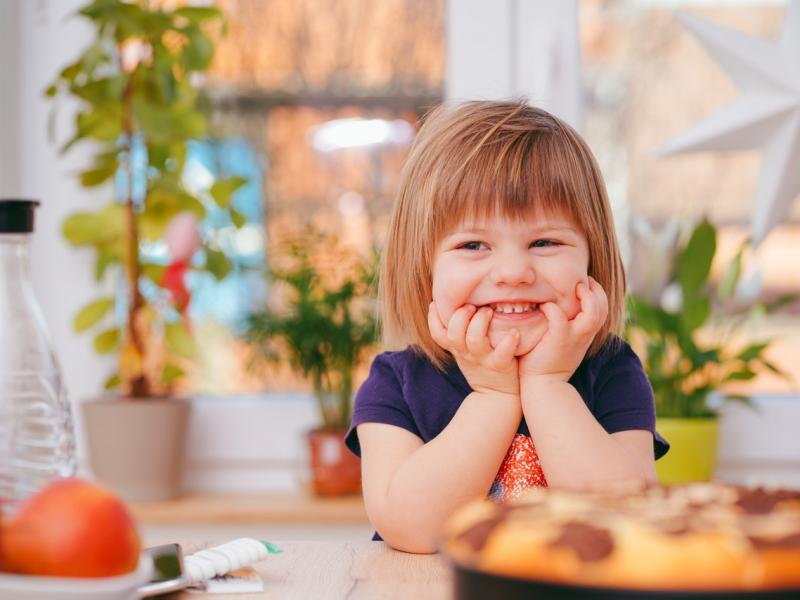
<box><xmin>431</xmin><ymin>209</ymin><xmax>590</xmax><ymax>356</ymax></box>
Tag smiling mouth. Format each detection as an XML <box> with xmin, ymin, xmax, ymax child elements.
<box><xmin>486</xmin><ymin>302</ymin><xmax>540</xmax><ymax>315</ymax></box>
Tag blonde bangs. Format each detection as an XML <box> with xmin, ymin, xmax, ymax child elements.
<box><xmin>381</xmin><ymin>100</ymin><xmax>627</xmax><ymax>370</ymax></box>
<box><xmin>431</xmin><ymin>131</ymin><xmax>587</xmax><ymax>239</ymax></box>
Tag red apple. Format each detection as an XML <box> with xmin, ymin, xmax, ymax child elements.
<box><xmin>1</xmin><ymin>477</ymin><xmax>141</xmax><ymax>577</ymax></box>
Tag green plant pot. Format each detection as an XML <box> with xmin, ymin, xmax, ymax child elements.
<box><xmin>655</xmin><ymin>417</ymin><xmax>719</xmax><ymax>485</ymax></box>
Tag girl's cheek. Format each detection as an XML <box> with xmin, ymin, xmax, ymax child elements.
<box><xmin>436</xmin><ymin>304</ymin><xmax>455</xmax><ymax>326</ymax></box>
<box><xmin>565</xmin><ymin>300</ymin><xmax>581</xmax><ymax>320</ymax></box>
<box><xmin>560</xmin><ymin>274</ymin><xmax>590</xmax><ymax>319</ymax></box>
<box><xmin>432</xmin><ymin>283</ymin><xmax>458</xmax><ymax>326</ymax></box>
<box><xmin>431</xmin><ymin>288</ymin><xmax>456</xmax><ymax>325</ymax></box>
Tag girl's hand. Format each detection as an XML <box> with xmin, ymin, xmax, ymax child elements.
<box><xmin>518</xmin><ymin>277</ymin><xmax>609</xmax><ymax>382</ymax></box>
<box><xmin>428</xmin><ymin>302</ymin><xmax>521</xmax><ymax>397</ymax></box>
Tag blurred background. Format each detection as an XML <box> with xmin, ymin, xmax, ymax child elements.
<box><xmin>0</xmin><ymin>0</ymin><xmax>797</xmax><ymax>545</ymax></box>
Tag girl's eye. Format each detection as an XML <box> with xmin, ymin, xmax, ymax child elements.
<box><xmin>459</xmin><ymin>241</ymin><xmax>486</xmax><ymax>251</ymax></box>
<box><xmin>530</xmin><ymin>239</ymin><xmax>559</xmax><ymax>248</ymax></box>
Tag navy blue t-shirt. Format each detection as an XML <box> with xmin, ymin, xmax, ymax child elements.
<box><xmin>345</xmin><ymin>337</ymin><xmax>669</xmax><ymax>541</ymax></box>
<box><xmin>346</xmin><ymin>337</ymin><xmax>669</xmax><ymax>458</ymax></box>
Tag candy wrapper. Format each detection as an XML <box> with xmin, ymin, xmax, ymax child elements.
<box><xmin>187</xmin><ymin>566</ymin><xmax>264</xmax><ymax>594</ymax></box>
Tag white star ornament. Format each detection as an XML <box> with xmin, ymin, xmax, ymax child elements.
<box><xmin>658</xmin><ymin>1</ymin><xmax>800</xmax><ymax>247</ymax></box>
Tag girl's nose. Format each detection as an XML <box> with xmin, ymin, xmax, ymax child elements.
<box><xmin>490</xmin><ymin>253</ymin><xmax>535</xmax><ymax>286</ymax></box>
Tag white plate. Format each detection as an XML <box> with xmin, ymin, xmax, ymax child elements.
<box><xmin>0</xmin><ymin>554</ymin><xmax>153</xmax><ymax>600</ymax></box>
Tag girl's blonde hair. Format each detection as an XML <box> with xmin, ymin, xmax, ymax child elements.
<box><xmin>380</xmin><ymin>100</ymin><xmax>626</xmax><ymax>369</ymax></box>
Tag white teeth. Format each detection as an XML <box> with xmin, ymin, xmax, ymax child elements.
<box><xmin>490</xmin><ymin>302</ymin><xmax>538</xmax><ymax>314</ymax></box>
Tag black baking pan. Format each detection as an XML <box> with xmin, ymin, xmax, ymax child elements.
<box><xmin>452</xmin><ymin>563</ymin><xmax>800</xmax><ymax>600</ymax></box>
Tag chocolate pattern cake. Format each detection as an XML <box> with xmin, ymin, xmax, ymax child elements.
<box><xmin>443</xmin><ymin>483</ymin><xmax>800</xmax><ymax>593</ymax></box>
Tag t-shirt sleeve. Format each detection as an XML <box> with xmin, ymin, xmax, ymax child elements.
<box><xmin>593</xmin><ymin>343</ymin><xmax>670</xmax><ymax>460</ymax></box>
<box><xmin>344</xmin><ymin>353</ymin><xmax>421</xmax><ymax>457</ymax></box>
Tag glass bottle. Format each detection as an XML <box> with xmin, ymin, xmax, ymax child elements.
<box><xmin>0</xmin><ymin>199</ymin><xmax>76</xmax><ymax>516</ymax></box>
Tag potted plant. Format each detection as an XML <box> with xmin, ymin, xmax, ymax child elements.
<box><xmin>626</xmin><ymin>218</ymin><xmax>794</xmax><ymax>485</ymax></box>
<box><xmin>46</xmin><ymin>0</ymin><xmax>246</xmax><ymax>501</ymax></box>
<box><xmin>244</xmin><ymin>231</ymin><xmax>379</xmax><ymax>496</ymax></box>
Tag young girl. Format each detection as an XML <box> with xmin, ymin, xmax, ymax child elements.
<box><xmin>345</xmin><ymin>100</ymin><xmax>669</xmax><ymax>554</ymax></box>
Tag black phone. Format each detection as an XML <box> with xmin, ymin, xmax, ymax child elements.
<box><xmin>138</xmin><ymin>543</ymin><xmax>191</xmax><ymax>597</ymax></box>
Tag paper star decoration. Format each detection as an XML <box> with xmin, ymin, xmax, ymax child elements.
<box><xmin>659</xmin><ymin>1</ymin><xmax>800</xmax><ymax>246</ymax></box>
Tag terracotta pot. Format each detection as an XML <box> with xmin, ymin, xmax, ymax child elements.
<box><xmin>81</xmin><ymin>396</ymin><xmax>191</xmax><ymax>502</ymax></box>
<box><xmin>307</xmin><ymin>428</ymin><xmax>361</xmax><ymax>496</ymax></box>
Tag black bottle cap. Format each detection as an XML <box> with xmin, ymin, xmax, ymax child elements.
<box><xmin>0</xmin><ymin>199</ymin><xmax>40</xmax><ymax>233</ymax></box>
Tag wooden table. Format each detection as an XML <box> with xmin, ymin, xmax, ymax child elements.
<box><xmin>178</xmin><ymin>541</ymin><xmax>452</xmax><ymax>599</ymax></box>
<box><xmin>132</xmin><ymin>493</ymin><xmax>369</xmax><ymax>525</ymax></box>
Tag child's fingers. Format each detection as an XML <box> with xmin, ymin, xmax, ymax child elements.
<box><xmin>574</xmin><ymin>281</ymin><xmax>597</xmax><ymax>326</ymax></box>
<box><xmin>488</xmin><ymin>328</ymin><xmax>520</xmax><ymax>367</ymax></box>
<box><xmin>573</xmin><ymin>280</ymin><xmax>608</xmax><ymax>337</ymax></box>
<box><xmin>539</xmin><ymin>302</ymin><xmax>568</xmax><ymax>338</ymax></box>
<box><xmin>525</xmin><ymin>324</ymin><xmax>548</xmax><ymax>352</ymax></box>
<box><xmin>427</xmin><ymin>302</ymin><xmax>450</xmax><ymax>349</ymax></box>
<box><xmin>465</xmin><ymin>306</ymin><xmax>493</xmax><ymax>356</ymax></box>
<box><xmin>588</xmin><ymin>277</ymin><xmax>609</xmax><ymax>322</ymax></box>
<box><xmin>446</xmin><ymin>304</ymin><xmax>476</xmax><ymax>353</ymax></box>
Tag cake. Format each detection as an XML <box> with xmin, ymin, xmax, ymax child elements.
<box><xmin>442</xmin><ymin>482</ymin><xmax>800</xmax><ymax>595</ymax></box>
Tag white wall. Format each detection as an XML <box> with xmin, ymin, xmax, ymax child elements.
<box><xmin>446</xmin><ymin>0</ymin><xmax>583</xmax><ymax>131</ymax></box>
<box><xmin>0</xmin><ymin>0</ymin><xmax>20</xmax><ymax>194</ymax></box>
<box><xmin>10</xmin><ymin>0</ymin><xmax>114</xmax><ymax>467</ymax></box>
<box><xmin>716</xmin><ymin>395</ymin><xmax>800</xmax><ymax>489</ymax></box>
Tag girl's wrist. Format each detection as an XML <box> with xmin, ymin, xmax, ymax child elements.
<box><xmin>470</xmin><ymin>388</ymin><xmax>520</xmax><ymax>405</ymax></box>
<box><xmin>520</xmin><ymin>374</ymin><xmax>572</xmax><ymax>393</ymax></box>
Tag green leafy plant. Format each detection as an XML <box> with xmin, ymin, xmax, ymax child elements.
<box><xmin>626</xmin><ymin>218</ymin><xmax>794</xmax><ymax>418</ymax></box>
<box><xmin>47</xmin><ymin>0</ymin><xmax>247</xmax><ymax>397</ymax></box>
<box><xmin>244</xmin><ymin>234</ymin><xmax>379</xmax><ymax>431</ymax></box>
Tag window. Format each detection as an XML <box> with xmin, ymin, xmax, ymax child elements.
<box><xmin>185</xmin><ymin>0</ymin><xmax>445</xmax><ymax>394</ymax></box>
<box><xmin>580</xmin><ymin>0</ymin><xmax>799</xmax><ymax>391</ymax></box>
